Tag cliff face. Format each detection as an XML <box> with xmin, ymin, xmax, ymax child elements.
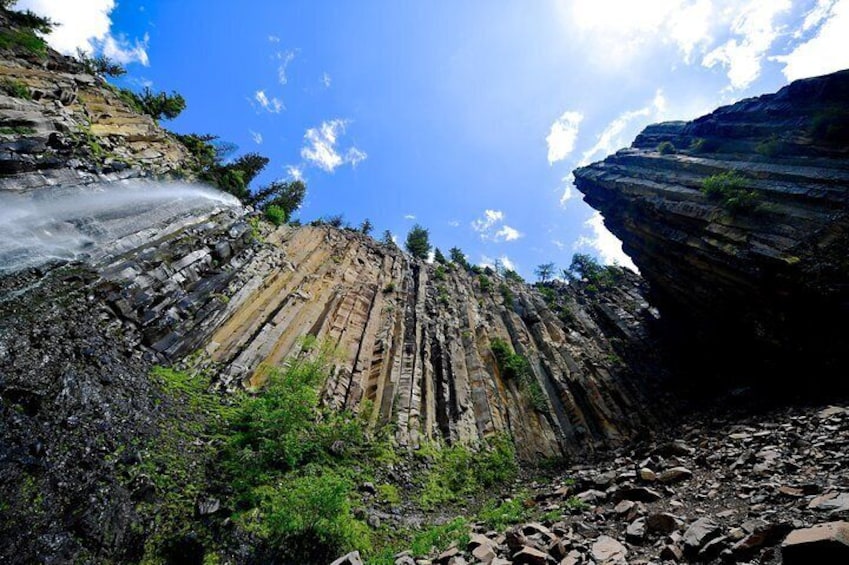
<box><xmin>573</xmin><ymin>70</ymin><xmax>849</xmax><ymax>388</ymax></box>
<box><xmin>0</xmin><ymin>185</ymin><xmax>666</xmax><ymax>561</ymax></box>
<box><xmin>0</xmin><ymin>11</ymin><xmax>193</xmax><ymax>191</ymax></box>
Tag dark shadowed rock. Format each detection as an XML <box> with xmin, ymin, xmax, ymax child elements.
<box><xmin>781</xmin><ymin>521</ymin><xmax>849</xmax><ymax>565</ymax></box>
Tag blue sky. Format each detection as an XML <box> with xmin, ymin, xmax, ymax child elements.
<box><xmin>19</xmin><ymin>0</ymin><xmax>849</xmax><ymax>277</ymax></box>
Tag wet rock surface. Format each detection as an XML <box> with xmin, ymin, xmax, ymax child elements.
<box><xmin>377</xmin><ymin>401</ymin><xmax>849</xmax><ymax>564</ymax></box>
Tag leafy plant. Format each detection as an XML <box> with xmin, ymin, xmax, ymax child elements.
<box><xmin>657</xmin><ymin>141</ymin><xmax>675</xmax><ymax>154</ymax></box>
<box><xmin>449</xmin><ymin>247</ymin><xmax>470</xmax><ymax>270</ymax></box>
<box><xmin>478</xmin><ymin>274</ymin><xmax>492</xmax><ymax>293</ymax></box>
<box><xmin>0</xmin><ymin>77</ymin><xmax>30</xmax><ymax>99</ymax></box>
<box><xmin>264</xmin><ymin>205</ymin><xmax>286</xmax><ymax>226</ymax></box>
<box><xmin>360</xmin><ymin>218</ymin><xmax>373</xmax><ymax>235</ymax></box>
<box><xmin>75</xmin><ymin>48</ymin><xmax>126</xmax><ymax>77</ymax></box>
<box><xmin>418</xmin><ymin>435</ymin><xmax>518</xmax><ymax>509</ymax></box>
<box><xmin>490</xmin><ymin>339</ymin><xmax>547</xmax><ymax>412</ymax></box>
<box><xmin>701</xmin><ymin>170</ymin><xmax>759</xmax><ymax>211</ymax></box>
<box><xmin>564</xmin><ymin>253</ymin><xmax>621</xmax><ymax>289</ymax></box>
<box><xmin>0</xmin><ymin>28</ymin><xmax>47</xmax><ymax>56</ymax></box>
<box><xmin>689</xmin><ymin>137</ymin><xmax>720</xmax><ymax>153</ymax></box>
<box><xmin>755</xmin><ymin>134</ymin><xmax>783</xmax><ymax>157</ymax></box>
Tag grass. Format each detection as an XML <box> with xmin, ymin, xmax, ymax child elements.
<box><xmin>264</xmin><ymin>204</ymin><xmax>286</xmax><ymax>226</ymax></box>
<box><xmin>657</xmin><ymin>141</ymin><xmax>675</xmax><ymax>154</ymax></box>
<box><xmin>0</xmin><ymin>125</ymin><xmax>35</xmax><ymax>135</ymax></box>
<box><xmin>418</xmin><ymin>434</ymin><xmax>518</xmax><ymax>509</ymax></box>
<box><xmin>0</xmin><ymin>28</ymin><xmax>47</xmax><ymax>56</ymax></box>
<box><xmin>0</xmin><ymin>77</ymin><xmax>31</xmax><ymax>99</ymax></box>
<box><xmin>701</xmin><ymin>170</ymin><xmax>760</xmax><ymax>212</ymax></box>
<box><xmin>490</xmin><ymin>338</ymin><xmax>548</xmax><ymax>413</ymax></box>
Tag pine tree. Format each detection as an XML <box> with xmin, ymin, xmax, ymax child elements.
<box><xmin>405</xmin><ymin>224</ymin><xmax>431</xmax><ymax>260</ymax></box>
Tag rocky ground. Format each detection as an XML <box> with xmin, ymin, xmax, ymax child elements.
<box><xmin>335</xmin><ymin>400</ymin><xmax>849</xmax><ymax>565</ymax></box>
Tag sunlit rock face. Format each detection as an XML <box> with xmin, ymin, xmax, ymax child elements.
<box><xmin>574</xmin><ymin>70</ymin><xmax>849</xmax><ymax>389</ymax></box>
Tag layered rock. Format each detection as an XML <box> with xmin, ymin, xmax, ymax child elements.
<box><xmin>573</xmin><ymin>70</ymin><xmax>849</xmax><ymax>390</ymax></box>
<box><xmin>0</xmin><ymin>10</ymin><xmax>193</xmax><ymax>191</ymax></box>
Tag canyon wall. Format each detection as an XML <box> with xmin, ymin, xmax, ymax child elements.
<box><xmin>574</xmin><ymin>70</ymin><xmax>849</xmax><ymax>387</ymax></box>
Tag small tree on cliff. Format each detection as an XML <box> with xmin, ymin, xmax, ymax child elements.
<box><xmin>248</xmin><ymin>179</ymin><xmax>306</xmax><ymax>220</ymax></box>
<box><xmin>534</xmin><ymin>262</ymin><xmax>555</xmax><ymax>283</ymax></box>
<box><xmin>137</xmin><ymin>87</ymin><xmax>186</xmax><ymax>121</ymax></box>
<box><xmin>405</xmin><ymin>224</ymin><xmax>431</xmax><ymax>260</ymax></box>
<box><xmin>381</xmin><ymin>230</ymin><xmax>395</xmax><ymax>246</ymax></box>
<box><xmin>449</xmin><ymin>247</ymin><xmax>470</xmax><ymax>270</ymax></box>
<box><xmin>360</xmin><ymin>218</ymin><xmax>373</xmax><ymax>236</ymax></box>
<box><xmin>433</xmin><ymin>248</ymin><xmax>447</xmax><ymax>264</ymax></box>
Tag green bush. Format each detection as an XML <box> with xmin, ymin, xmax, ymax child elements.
<box><xmin>810</xmin><ymin>107</ymin><xmax>849</xmax><ymax>145</ymax></box>
<box><xmin>0</xmin><ymin>28</ymin><xmax>47</xmax><ymax>56</ymax></box>
<box><xmin>490</xmin><ymin>339</ymin><xmax>547</xmax><ymax>412</ymax></box>
<box><xmin>0</xmin><ymin>78</ymin><xmax>30</xmax><ymax>99</ymax></box>
<box><xmin>434</xmin><ymin>264</ymin><xmax>447</xmax><ymax>281</ymax></box>
<box><xmin>689</xmin><ymin>137</ymin><xmax>720</xmax><ymax>153</ymax></box>
<box><xmin>405</xmin><ymin>224</ymin><xmax>431</xmax><ymax>259</ymax></box>
<box><xmin>419</xmin><ymin>435</ymin><xmax>518</xmax><ymax>509</ymax></box>
<box><xmin>755</xmin><ymin>135</ymin><xmax>783</xmax><ymax>157</ymax></box>
<box><xmin>477</xmin><ymin>495</ymin><xmax>531</xmax><ymax>531</ymax></box>
<box><xmin>657</xmin><ymin>141</ymin><xmax>675</xmax><ymax>154</ymax></box>
<box><xmin>701</xmin><ymin>170</ymin><xmax>759</xmax><ymax>211</ymax></box>
<box><xmin>249</xmin><ymin>470</ymin><xmax>370</xmax><ymax>563</ymax></box>
<box><xmin>264</xmin><ymin>205</ymin><xmax>287</xmax><ymax>226</ymax></box>
<box><xmin>499</xmin><ymin>283</ymin><xmax>514</xmax><ymax>308</ymax></box>
<box><xmin>478</xmin><ymin>274</ymin><xmax>492</xmax><ymax>293</ymax></box>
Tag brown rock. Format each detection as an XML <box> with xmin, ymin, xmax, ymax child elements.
<box><xmin>646</xmin><ymin>512</ymin><xmax>680</xmax><ymax>535</ymax></box>
<box><xmin>658</xmin><ymin>466</ymin><xmax>693</xmax><ymax>483</ymax></box>
<box><xmin>591</xmin><ymin>536</ymin><xmax>628</xmax><ymax>564</ymax></box>
<box><xmin>330</xmin><ymin>551</ymin><xmax>364</xmax><ymax>565</ymax></box>
<box><xmin>512</xmin><ymin>545</ymin><xmax>550</xmax><ymax>565</ymax></box>
<box><xmin>781</xmin><ymin>522</ymin><xmax>849</xmax><ymax>564</ymax></box>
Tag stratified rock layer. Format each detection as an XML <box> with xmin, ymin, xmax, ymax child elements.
<box><xmin>574</xmin><ymin>70</ymin><xmax>849</xmax><ymax>388</ymax></box>
<box><xmin>0</xmin><ymin>11</ymin><xmax>193</xmax><ymax>190</ymax></box>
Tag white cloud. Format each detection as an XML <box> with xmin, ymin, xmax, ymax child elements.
<box><xmin>268</xmin><ymin>35</ymin><xmax>281</xmax><ymax>43</ymax></box>
<box><xmin>581</xmin><ymin>90</ymin><xmax>667</xmax><ymax>167</ymax></box>
<box><xmin>480</xmin><ymin>255</ymin><xmax>518</xmax><ymax>272</ymax></box>
<box><xmin>559</xmin><ymin>174</ymin><xmax>575</xmax><ymax>206</ymax></box>
<box><xmin>494</xmin><ymin>225</ymin><xmax>522</xmax><ymax>242</ymax></box>
<box><xmin>286</xmin><ymin>165</ymin><xmax>304</xmax><ymax>181</ymax></box>
<box><xmin>254</xmin><ymin>90</ymin><xmax>283</xmax><ymax>113</ymax></box>
<box><xmin>404</xmin><ymin>214</ymin><xmax>416</xmax><ymax>220</ymax></box>
<box><xmin>300</xmin><ymin>119</ymin><xmax>367</xmax><ymax>173</ymax></box>
<box><xmin>471</xmin><ymin>209</ymin><xmax>523</xmax><ymax>242</ymax></box>
<box><xmin>568</xmin><ymin>0</ymin><xmax>715</xmax><ymax>65</ymax></box>
<box><xmin>574</xmin><ymin>212</ymin><xmax>637</xmax><ymax>270</ymax></box>
<box><xmin>346</xmin><ymin>147</ymin><xmax>368</xmax><ymax>168</ymax></box>
<box><xmin>795</xmin><ymin>0</ymin><xmax>837</xmax><ymax>38</ymax></box>
<box><xmin>546</xmin><ymin>111</ymin><xmax>583</xmax><ymax>164</ymax></box>
<box><xmin>773</xmin><ymin>0</ymin><xmax>849</xmax><ymax>81</ymax></box>
<box><xmin>277</xmin><ymin>50</ymin><xmax>296</xmax><ymax>85</ymax></box>
<box><xmin>448</xmin><ymin>220</ymin><xmax>460</xmax><ymax>227</ymax></box>
<box><xmin>322</xmin><ymin>72</ymin><xmax>332</xmax><ymax>88</ymax></box>
<box><xmin>471</xmin><ymin>209</ymin><xmax>504</xmax><ymax>232</ymax></box>
<box><xmin>102</xmin><ymin>33</ymin><xmax>149</xmax><ymax>66</ymax></box>
<box><xmin>16</xmin><ymin>0</ymin><xmax>149</xmax><ymax>65</ymax></box>
<box><xmin>250</xmin><ymin>130</ymin><xmax>263</xmax><ymax>145</ymax></box>
<box><xmin>701</xmin><ymin>0</ymin><xmax>792</xmax><ymax>89</ymax></box>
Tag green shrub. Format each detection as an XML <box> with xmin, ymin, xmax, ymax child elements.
<box><xmin>383</xmin><ymin>281</ymin><xmax>396</xmax><ymax>293</ymax></box>
<box><xmin>657</xmin><ymin>141</ymin><xmax>675</xmax><ymax>154</ymax></box>
<box><xmin>499</xmin><ymin>283</ymin><xmax>514</xmax><ymax>308</ymax></box>
<box><xmin>689</xmin><ymin>137</ymin><xmax>720</xmax><ymax>153</ymax></box>
<box><xmin>264</xmin><ymin>204</ymin><xmax>287</xmax><ymax>226</ymax></box>
<box><xmin>564</xmin><ymin>253</ymin><xmax>621</xmax><ymax>289</ymax></box>
<box><xmin>434</xmin><ymin>264</ymin><xmax>446</xmax><ymax>281</ymax></box>
<box><xmin>0</xmin><ymin>29</ymin><xmax>47</xmax><ymax>56</ymax></box>
<box><xmin>477</xmin><ymin>495</ymin><xmax>531</xmax><ymax>531</ymax></box>
<box><xmin>755</xmin><ymin>135</ymin><xmax>783</xmax><ymax>157</ymax></box>
<box><xmin>248</xmin><ymin>470</ymin><xmax>370</xmax><ymax>563</ymax></box>
<box><xmin>0</xmin><ymin>78</ymin><xmax>30</xmax><ymax>99</ymax></box>
<box><xmin>0</xmin><ymin>125</ymin><xmax>35</xmax><ymax>135</ymax></box>
<box><xmin>478</xmin><ymin>274</ymin><xmax>492</xmax><ymax>293</ymax></box>
<box><xmin>701</xmin><ymin>170</ymin><xmax>759</xmax><ymax>211</ymax></box>
<box><xmin>490</xmin><ymin>339</ymin><xmax>547</xmax><ymax>412</ymax></box>
<box><xmin>419</xmin><ymin>435</ymin><xmax>518</xmax><ymax>509</ymax></box>
<box><xmin>810</xmin><ymin>107</ymin><xmax>849</xmax><ymax>145</ymax></box>
<box><xmin>409</xmin><ymin>517</ymin><xmax>470</xmax><ymax>558</ymax></box>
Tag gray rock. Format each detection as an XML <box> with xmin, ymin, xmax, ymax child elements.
<box><xmin>330</xmin><ymin>551</ymin><xmax>364</xmax><ymax>565</ymax></box>
<box><xmin>683</xmin><ymin>517</ymin><xmax>721</xmax><ymax>555</ymax></box>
